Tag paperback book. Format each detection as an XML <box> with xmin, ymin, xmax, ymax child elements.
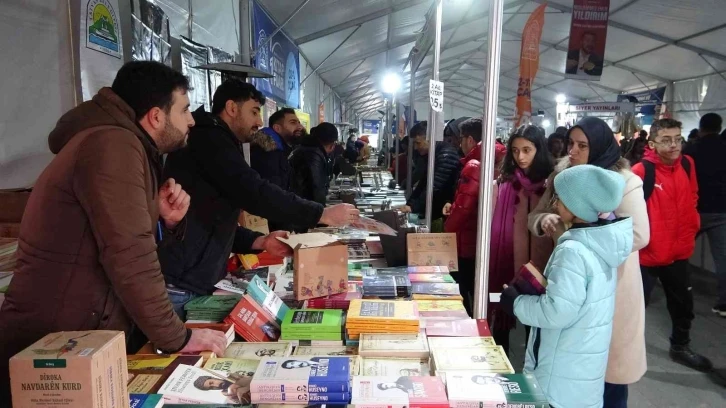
<box><xmin>281</xmin><ymin>309</ymin><xmax>344</xmax><ymax>341</ymax></box>
<box><xmin>244</xmin><ymin>274</ymin><xmax>290</xmax><ymax>324</ymax></box>
<box><xmin>407</xmin><ymin>266</ymin><xmax>450</xmax><ymax>274</ymax></box>
<box><xmin>407</xmin><ymin>274</ymin><xmax>455</xmax><ymax>283</ymax></box>
<box><xmin>415</xmin><ymin>300</ymin><xmax>468</xmax><ymax>320</ymax></box>
<box><xmin>510</xmin><ymin>262</ymin><xmax>547</xmax><ymax>296</ymax></box>
<box><xmin>411</xmin><ymin>283</ymin><xmax>461</xmax><ymax>296</ymax></box>
<box><xmin>127</xmin><ymin>355</ymin><xmax>205</xmax><ymax>394</ymax></box>
<box><xmin>358</xmin><ymin>332</ymin><xmax>429</xmax><ymax>359</ymax></box>
<box><xmin>347</xmin><ymin>299</ymin><xmax>420</xmax><ymax>326</ymax></box>
<box><xmin>185</xmin><ymin>295</ymin><xmax>242</xmax><ymax>322</ymax></box>
<box><xmin>445</xmin><ymin>372</ymin><xmax>549</xmax><ymax>408</ymax></box>
<box><xmin>363</xmin><ymin>274</ymin><xmax>412</xmax><ymax>297</ymax></box>
<box><xmin>361</xmin><ymin>357</ymin><xmax>430</xmax><ymax>376</ymax></box>
<box><xmin>292</xmin><ymin>346</ymin><xmax>358</xmax><ymax>356</ymax></box>
<box><xmin>204</xmin><ymin>358</ymin><xmax>259</xmax><ymax>378</ymax></box>
<box><xmin>306</xmin><ymin>290</ymin><xmax>362</xmax><ymax>310</ymax></box>
<box><xmin>249</xmin><ymin>357</ymin><xmax>351</xmax><ymax>393</ymax></box>
<box><xmin>224</xmin><ymin>294</ymin><xmax>281</xmax><ymax>342</ymax></box>
<box><xmin>431</xmin><ymin>346</ymin><xmax>514</xmax><ymax>374</ymax></box>
<box><xmin>427</xmin><ymin>336</ymin><xmax>497</xmax><ymax>350</ymax></box>
<box><xmin>224</xmin><ymin>342</ymin><xmax>293</xmax><ymax>359</ymax></box>
<box><xmin>158</xmin><ymin>364</ymin><xmax>251</xmax><ymax>405</ymax></box>
<box><xmin>351</xmin><ymin>376</ymin><xmax>448</xmax><ymax>408</ymax></box>
<box><xmin>425</xmin><ymin>319</ymin><xmax>492</xmax><ymax>338</ymax></box>
<box><xmin>250</xmin><ymin>391</ymin><xmax>350</xmax><ymax>403</ymax></box>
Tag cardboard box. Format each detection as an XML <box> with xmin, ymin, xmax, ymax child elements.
<box><xmin>407</xmin><ymin>233</ymin><xmax>459</xmax><ymax>272</ymax></box>
<box><xmin>238</xmin><ymin>211</ymin><xmax>269</xmax><ymax>235</ymax></box>
<box><xmin>9</xmin><ymin>330</ymin><xmax>128</xmax><ymax>408</ymax></box>
<box><xmin>278</xmin><ymin>233</ymin><xmax>348</xmax><ymax>300</ymax></box>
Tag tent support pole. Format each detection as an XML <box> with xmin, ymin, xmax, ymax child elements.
<box><xmin>423</xmin><ymin>0</ymin><xmax>443</xmax><ymax>231</ymax></box>
<box><xmin>407</xmin><ymin>68</ymin><xmax>415</xmax><ymax>197</ymax></box>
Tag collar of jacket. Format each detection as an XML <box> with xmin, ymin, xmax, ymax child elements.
<box><xmin>641</xmin><ymin>146</ymin><xmax>684</xmax><ymax>169</ymax></box>
<box><xmin>249</xmin><ymin>127</ymin><xmax>286</xmax><ymax>152</ymax></box>
<box><xmin>461</xmin><ymin>142</ymin><xmax>482</xmax><ymax>165</ymax></box>
<box><xmin>192</xmin><ymin>107</ymin><xmax>242</xmax><ymax>147</ymax></box>
<box><xmin>261</xmin><ymin>127</ymin><xmax>286</xmax><ymax>151</ymax></box>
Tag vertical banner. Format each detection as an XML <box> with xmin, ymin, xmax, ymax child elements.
<box><xmin>318</xmin><ymin>103</ymin><xmax>325</xmax><ymax>124</ymax></box>
<box><xmin>514</xmin><ymin>3</ymin><xmax>546</xmax><ymax>128</ymax></box>
<box><xmin>80</xmin><ymin>0</ymin><xmax>124</xmax><ymax>101</ymax></box>
<box><xmin>565</xmin><ymin>0</ymin><xmax>610</xmax><ymax>81</ymax></box>
<box><xmin>252</xmin><ymin>1</ymin><xmax>300</xmax><ymax>108</ymax></box>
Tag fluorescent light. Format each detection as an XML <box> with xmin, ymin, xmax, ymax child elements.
<box><xmin>382</xmin><ymin>72</ymin><xmax>402</xmax><ymax>94</ymax></box>
<box><xmin>542</xmin><ymin>119</ymin><xmax>551</xmax><ymax>128</ymax></box>
<box><xmin>555</xmin><ymin>94</ymin><xmax>566</xmax><ymax>104</ymax></box>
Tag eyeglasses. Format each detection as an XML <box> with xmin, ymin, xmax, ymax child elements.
<box><xmin>654</xmin><ymin>137</ymin><xmax>685</xmax><ymax>146</ymax></box>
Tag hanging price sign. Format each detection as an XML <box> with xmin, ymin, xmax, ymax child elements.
<box><xmin>429</xmin><ymin>79</ymin><xmax>444</xmax><ymax>112</ymax></box>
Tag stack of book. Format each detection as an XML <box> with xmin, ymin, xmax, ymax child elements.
<box><xmin>280</xmin><ymin>309</ymin><xmax>344</xmax><ymax>342</ymax></box>
<box><xmin>346</xmin><ymin>299</ymin><xmax>420</xmax><ymax>340</ymax></box>
<box><xmin>306</xmin><ymin>282</ymin><xmax>362</xmax><ymax>310</ymax></box>
<box><xmin>249</xmin><ymin>356</ymin><xmax>351</xmax><ymax>404</ymax></box>
<box><xmin>0</xmin><ymin>239</ymin><xmax>16</xmax><ymax>308</ymax></box>
<box><xmin>351</xmin><ymin>376</ymin><xmax>448</xmax><ymax>408</ymax></box>
<box><xmin>225</xmin><ymin>294</ymin><xmax>281</xmax><ymax>342</ymax></box>
<box><xmin>204</xmin><ymin>357</ymin><xmax>259</xmax><ymax>378</ymax></box>
<box><xmin>425</xmin><ymin>319</ymin><xmax>492</xmax><ymax>338</ymax></box>
<box><xmin>127</xmin><ymin>354</ymin><xmax>204</xmax><ymax>395</ymax></box>
<box><xmin>410</xmin><ymin>282</ymin><xmax>461</xmax><ymax>298</ymax></box>
<box><xmin>407</xmin><ymin>266</ymin><xmax>450</xmax><ymax>274</ymax></box>
<box><xmin>430</xmin><ymin>344</ymin><xmax>514</xmax><ymax>377</ymax></box>
<box><xmin>184</xmin><ymin>295</ymin><xmax>241</xmax><ymax>323</ymax></box>
<box><xmin>243</xmin><ymin>274</ymin><xmax>290</xmax><ymax>324</ymax></box>
<box><xmin>414</xmin><ymin>299</ymin><xmax>469</xmax><ymax>323</ymax></box>
<box><xmin>358</xmin><ymin>331</ymin><xmax>430</xmax><ymax>359</ymax></box>
<box><xmin>184</xmin><ymin>322</ymin><xmax>235</xmax><ymax>346</ymax></box>
<box><xmin>445</xmin><ymin>372</ymin><xmax>549</xmax><ymax>408</ymax></box>
<box><xmin>362</xmin><ymin>273</ymin><xmax>411</xmax><ymax>298</ymax></box>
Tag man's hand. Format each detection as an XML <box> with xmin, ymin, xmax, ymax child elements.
<box><xmin>398</xmin><ymin>205</ymin><xmax>412</xmax><ymax>214</ymax></box>
<box><xmin>319</xmin><ymin>204</ymin><xmax>360</xmax><ymax>226</ymax></box>
<box><xmin>158</xmin><ymin>178</ymin><xmax>190</xmax><ymax>229</ymax></box>
<box><xmin>442</xmin><ymin>203</ymin><xmax>452</xmax><ymax>216</ymax></box>
<box><xmin>252</xmin><ymin>231</ymin><xmax>293</xmax><ymax>257</ymax></box>
<box><xmin>540</xmin><ymin>214</ymin><xmax>562</xmax><ymax>237</ymax></box>
<box><xmin>180</xmin><ymin>328</ymin><xmax>227</xmax><ymax>357</ymax></box>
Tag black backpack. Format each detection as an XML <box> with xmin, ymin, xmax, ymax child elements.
<box><xmin>641</xmin><ymin>156</ymin><xmax>691</xmax><ymax>201</ymax></box>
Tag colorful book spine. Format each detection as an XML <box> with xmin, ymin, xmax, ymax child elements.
<box><xmin>251</xmin><ymin>392</ymin><xmax>350</xmax><ymax>403</ymax></box>
<box><xmin>250</xmin><ymin>381</ymin><xmax>350</xmax><ymax>394</ymax></box>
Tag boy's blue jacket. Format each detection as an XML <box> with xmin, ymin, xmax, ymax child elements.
<box><xmin>514</xmin><ymin>217</ymin><xmax>633</xmax><ymax>408</ymax></box>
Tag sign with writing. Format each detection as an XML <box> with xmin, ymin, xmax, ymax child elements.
<box><xmin>565</xmin><ymin>0</ymin><xmax>610</xmax><ymax>81</ymax></box>
<box><xmin>429</xmin><ymin>80</ymin><xmax>444</xmax><ymax>112</ymax></box>
<box><xmin>617</xmin><ymin>86</ymin><xmax>666</xmax><ymax>116</ymax></box>
<box><xmin>362</xmin><ymin>120</ymin><xmax>380</xmax><ymax>134</ymax></box>
<box><xmin>568</xmin><ymin>102</ymin><xmax>635</xmax><ymax>113</ymax></box>
<box><xmin>251</xmin><ymin>1</ymin><xmax>300</xmax><ymax>108</ymax></box>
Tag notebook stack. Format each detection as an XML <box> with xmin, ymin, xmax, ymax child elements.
<box><xmin>249</xmin><ymin>356</ymin><xmax>351</xmax><ymax>404</ymax></box>
<box><xmin>445</xmin><ymin>372</ymin><xmax>549</xmax><ymax>408</ymax></box>
<box><xmin>362</xmin><ymin>268</ymin><xmax>411</xmax><ymax>298</ymax></box>
<box><xmin>280</xmin><ymin>309</ymin><xmax>345</xmax><ymax>342</ymax></box>
<box><xmin>346</xmin><ymin>299</ymin><xmax>420</xmax><ymax>340</ymax></box>
<box><xmin>184</xmin><ymin>295</ymin><xmax>241</xmax><ymax>322</ymax></box>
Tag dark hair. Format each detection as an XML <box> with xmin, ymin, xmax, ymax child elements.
<box><xmin>269</xmin><ymin>108</ymin><xmax>296</xmax><ymax>127</ymax></box>
<box><xmin>688</xmin><ymin>128</ymin><xmax>699</xmax><ymax>140</ymax></box>
<box><xmin>649</xmin><ymin>118</ymin><xmax>682</xmax><ymax>141</ymax></box>
<box><xmin>410</xmin><ymin>121</ymin><xmax>428</xmax><ymax>138</ymax></box>
<box><xmin>638</xmin><ymin>130</ymin><xmax>648</xmax><ymax>139</ymax></box>
<box><xmin>500</xmin><ymin>125</ymin><xmax>553</xmax><ymax>183</ymax></box>
<box><xmin>211</xmin><ymin>79</ymin><xmax>265</xmax><ymax>115</ymax></box>
<box><xmin>699</xmin><ymin>112</ymin><xmax>723</xmax><ymax>133</ymax></box>
<box><xmin>310</xmin><ymin>122</ymin><xmax>339</xmax><ymax>145</ymax></box>
<box><xmin>547</xmin><ymin>132</ymin><xmax>565</xmax><ymax>157</ymax></box>
<box><xmin>555</xmin><ymin>126</ymin><xmax>568</xmax><ymax>136</ymax></box>
<box><xmin>111</xmin><ymin>61</ymin><xmax>190</xmax><ymax>119</ymax></box>
<box><xmin>459</xmin><ymin>118</ymin><xmax>483</xmax><ymax>142</ymax></box>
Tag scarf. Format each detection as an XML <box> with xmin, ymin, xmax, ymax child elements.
<box><xmin>567</xmin><ymin>116</ymin><xmax>621</xmax><ymax>169</ymax></box>
<box><xmin>488</xmin><ymin>168</ymin><xmax>546</xmax><ymax>331</ymax></box>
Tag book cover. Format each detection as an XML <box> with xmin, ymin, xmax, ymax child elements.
<box><xmin>249</xmin><ymin>357</ymin><xmax>350</xmax><ymax>393</ymax></box>
<box><xmin>411</xmin><ymin>283</ymin><xmax>461</xmax><ymax>296</ymax></box>
<box><xmin>425</xmin><ymin>319</ymin><xmax>492</xmax><ymax>338</ymax></box>
<box><xmin>408</xmin><ymin>274</ymin><xmax>455</xmax><ymax>283</ymax></box>
<box><xmin>358</xmin><ymin>332</ymin><xmax>429</xmax><ymax>359</ymax></box>
<box><xmin>428</xmin><ymin>337</ymin><xmax>497</xmax><ymax>350</ymax></box>
<box><xmin>245</xmin><ymin>274</ymin><xmax>290</xmax><ymax>324</ymax></box>
<box><xmin>158</xmin><ymin>364</ymin><xmax>251</xmax><ymax>405</ymax></box>
<box><xmin>285</xmin><ymin>339</ymin><xmax>346</xmax><ymax>347</ymax></box>
<box><xmin>224</xmin><ymin>342</ymin><xmax>293</xmax><ymax>359</ymax></box>
<box><xmin>347</xmin><ymin>300</ymin><xmax>419</xmax><ymax>326</ymax></box>
<box><xmin>204</xmin><ymin>358</ymin><xmax>259</xmax><ymax>378</ymax></box>
<box><xmin>445</xmin><ymin>372</ymin><xmax>549</xmax><ymax>408</ymax></box>
<box><xmin>407</xmin><ymin>266</ymin><xmax>450</xmax><ymax>274</ymax></box>
<box><xmin>432</xmin><ymin>346</ymin><xmax>514</xmax><ymax>374</ymax></box>
<box><xmin>306</xmin><ymin>290</ymin><xmax>362</xmax><ymax>310</ymax></box>
<box><xmin>351</xmin><ymin>376</ymin><xmax>448</xmax><ymax>408</ymax></box>
<box><xmin>281</xmin><ymin>309</ymin><xmax>344</xmax><ymax>333</ymax></box>
<box><xmin>279</xmin><ymin>331</ymin><xmax>343</xmax><ymax>341</ymax></box>
<box><xmin>127</xmin><ymin>355</ymin><xmax>204</xmax><ymax>371</ymax></box>
<box><xmin>363</xmin><ymin>275</ymin><xmax>411</xmax><ymax>297</ymax></box>
<box><xmin>407</xmin><ymin>233</ymin><xmax>459</xmax><ymax>272</ymax></box>
<box><xmin>185</xmin><ymin>295</ymin><xmax>242</xmax><ymax>311</ymax></box>
<box><xmin>411</xmin><ymin>293</ymin><xmax>464</xmax><ymax>301</ymax></box>
<box><xmin>250</xmin><ymin>391</ymin><xmax>350</xmax><ymax>403</ymax></box>
<box><xmin>511</xmin><ymin>262</ymin><xmax>547</xmax><ymax>296</ymax></box>
<box><xmin>361</xmin><ymin>358</ymin><xmax>430</xmax><ymax>376</ymax></box>
<box><xmin>129</xmin><ymin>394</ymin><xmax>164</xmax><ymax>408</ymax></box>
<box><xmin>292</xmin><ymin>346</ymin><xmax>358</xmax><ymax>356</ymax></box>
<box><xmin>225</xmin><ymin>294</ymin><xmax>280</xmax><ymax>342</ymax></box>
<box><xmin>414</xmin><ymin>300</ymin><xmax>466</xmax><ymax>312</ymax></box>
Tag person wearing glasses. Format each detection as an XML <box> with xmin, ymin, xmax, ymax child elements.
<box><xmin>632</xmin><ymin>119</ymin><xmax>712</xmax><ymax>373</ymax></box>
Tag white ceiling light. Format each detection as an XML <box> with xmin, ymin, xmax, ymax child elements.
<box><xmin>542</xmin><ymin>119</ymin><xmax>551</xmax><ymax>128</ymax></box>
<box><xmin>555</xmin><ymin>94</ymin><xmax>567</xmax><ymax>104</ymax></box>
<box><xmin>382</xmin><ymin>72</ymin><xmax>402</xmax><ymax>94</ymax></box>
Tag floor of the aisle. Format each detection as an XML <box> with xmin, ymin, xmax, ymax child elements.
<box><xmin>507</xmin><ymin>266</ymin><xmax>726</xmax><ymax>407</ymax></box>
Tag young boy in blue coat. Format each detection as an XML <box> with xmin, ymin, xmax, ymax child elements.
<box><xmin>501</xmin><ymin>165</ymin><xmax>634</xmax><ymax>408</ymax></box>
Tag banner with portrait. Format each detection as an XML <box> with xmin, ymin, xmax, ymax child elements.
<box><xmin>565</xmin><ymin>0</ymin><xmax>610</xmax><ymax>81</ymax></box>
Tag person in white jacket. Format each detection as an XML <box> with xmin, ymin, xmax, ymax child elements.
<box><xmin>528</xmin><ymin>117</ymin><xmax>649</xmax><ymax>408</ymax></box>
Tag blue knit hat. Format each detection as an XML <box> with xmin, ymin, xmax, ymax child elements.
<box><xmin>554</xmin><ymin>165</ymin><xmax>625</xmax><ymax>222</ymax></box>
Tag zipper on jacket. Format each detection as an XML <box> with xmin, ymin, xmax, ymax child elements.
<box><xmin>533</xmin><ymin>327</ymin><xmax>542</xmax><ymax>370</ymax></box>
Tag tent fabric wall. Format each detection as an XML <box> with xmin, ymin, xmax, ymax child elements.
<box><xmin>671</xmin><ymin>74</ymin><xmax>726</xmax><ymax>133</ymax></box>
<box><xmin>0</xmin><ymin>0</ymin><xmax>76</xmax><ymax>190</ymax></box>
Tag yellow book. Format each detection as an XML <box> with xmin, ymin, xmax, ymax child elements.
<box><xmin>414</xmin><ymin>300</ymin><xmax>466</xmax><ymax>311</ymax></box>
<box><xmin>431</xmin><ymin>346</ymin><xmax>514</xmax><ymax>374</ymax></box>
<box><xmin>412</xmin><ymin>293</ymin><xmax>464</xmax><ymax>301</ymax></box>
<box><xmin>361</xmin><ymin>357</ymin><xmax>430</xmax><ymax>376</ymax></box>
<box><xmin>347</xmin><ymin>299</ymin><xmax>419</xmax><ymax>326</ymax></box>
<box><xmin>204</xmin><ymin>358</ymin><xmax>259</xmax><ymax>377</ymax></box>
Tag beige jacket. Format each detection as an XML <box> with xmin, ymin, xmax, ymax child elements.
<box><xmin>528</xmin><ymin>158</ymin><xmax>649</xmax><ymax>384</ymax></box>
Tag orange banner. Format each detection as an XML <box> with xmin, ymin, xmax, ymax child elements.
<box><xmin>514</xmin><ymin>3</ymin><xmax>547</xmax><ymax>128</ymax></box>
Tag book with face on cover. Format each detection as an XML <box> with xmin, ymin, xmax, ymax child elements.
<box><xmin>249</xmin><ymin>357</ymin><xmax>351</xmax><ymax>393</ymax></box>
<box><xmin>204</xmin><ymin>358</ymin><xmax>259</xmax><ymax>378</ymax></box>
<box><xmin>127</xmin><ymin>355</ymin><xmax>205</xmax><ymax>394</ymax></box>
<box><xmin>431</xmin><ymin>346</ymin><xmax>514</xmax><ymax>374</ymax></box>
<box><xmin>361</xmin><ymin>357</ymin><xmax>430</xmax><ymax>376</ymax></box>
<box><xmin>224</xmin><ymin>342</ymin><xmax>293</xmax><ymax>359</ymax></box>
<box><xmin>158</xmin><ymin>364</ymin><xmax>251</xmax><ymax>405</ymax></box>
<box><xmin>445</xmin><ymin>372</ymin><xmax>549</xmax><ymax>408</ymax></box>
<box><xmin>351</xmin><ymin>376</ymin><xmax>449</xmax><ymax>408</ymax></box>
<box><xmin>292</xmin><ymin>346</ymin><xmax>358</xmax><ymax>356</ymax></box>
<box><xmin>358</xmin><ymin>332</ymin><xmax>429</xmax><ymax>359</ymax></box>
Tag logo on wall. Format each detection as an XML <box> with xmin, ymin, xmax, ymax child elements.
<box><xmin>85</xmin><ymin>0</ymin><xmax>121</xmax><ymax>58</ymax></box>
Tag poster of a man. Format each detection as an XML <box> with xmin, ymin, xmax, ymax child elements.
<box><xmin>566</xmin><ymin>32</ymin><xmax>604</xmax><ymax>76</ymax></box>
<box><xmin>564</xmin><ymin>0</ymin><xmax>610</xmax><ymax>81</ymax></box>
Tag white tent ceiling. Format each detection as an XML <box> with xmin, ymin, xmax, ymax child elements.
<box><xmin>257</xmin><ymin>0</ymin><xmax>726</xmax><ymax>118</ymax></box>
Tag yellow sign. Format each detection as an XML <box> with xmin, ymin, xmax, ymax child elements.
<box><xmin>295</xmin><ymin>109</ymin><xmax>311</xmax><ymax>132</ymax></box>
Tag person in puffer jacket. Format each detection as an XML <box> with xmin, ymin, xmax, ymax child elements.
<box><xmin>501</xmin><ymin>165</ymin><xmax>633</xmax><ymax>408</ymax></box>
<box><xmin>631</xmin><ymin>119</ymin><xmax>712</xmax><ymax>372</ymax></box>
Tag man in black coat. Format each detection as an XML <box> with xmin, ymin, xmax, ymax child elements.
<box><xmin>565</xmin><ymin>31</ymin><xmax>604</xmax><ymax>76</ymax></box>
<box><xmin>158</xmin><ymin>80</ymin><xmax>358</xmax><ymax>316</ymax></box>
<box><xmin>289</xmin><ymin>122</ymin><xmax>338</xmax><ymax>208</ymax></box>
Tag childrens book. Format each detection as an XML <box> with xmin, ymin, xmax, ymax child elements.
<box><xmin>249</xmin><ymin>357</ymin><xmax>351</xmax><ymax>393</ymax></box>
<box><xmin>224</xmin><ymin>294</ymin><xmax>280</xmax><ymax>342</ymax></box>
<box><xmin>292</xmin><ymin>346</ymin><xmax>358</xmax><ymax>356</ymax></box>
<box><xmin>358</xmin><ymin>332</ymin><xmax>429</xmax><ymax>359</ymax></box>
<box><xmin>129</xmin><ymin>394</ymin><xmax>164</xmax><ymax>408</ymax></box>
<box><xmin>347</xmin><ymin>299</ymin><xmax>420</xmax><ymax>327</ymax></box>
<box><xmin>351</xmin><ymin>376</ymin><xmax>449</xmax><ymax>408</ymax></box>
<box><xmin>244</xmin><ymin>274</ymin><xmax>290</xmax><ymax>324</ymax></box>
<box><xmin>361</xmin><ymin>358</ymin><xmax>430</xmax><ymax>376</ymax></box>
<box><xmin>204</xmin><ymin>358</ymin><xmax>259</xmax><ymax>378</ymax></box>
<box><xmin>425</xmin><ymin>319</ymin><xmax>492</xmax><ymax>338</ymax></box>
<box><xmin>224</xmin><ymin>342</ymin><xmax>293</xmax><ymax>359</ymax></box>
<box><xmin>431</xmin><ymin>346</ymin><xmax>514</xmax><ymax>374</ymax></box>
<box><xmin>158</xmin><ymin>364</ymin><xmax>249</xmax><ymax>405</ymax></box>
<box><xmin>510</xmin><ymin>262</ymin><xmax>547</xmax><ymax>296</ymax></box>
<box><xmin>445</xmin><ymin>372</ymin><xmax>549</xmax><ymax>408</ymax></box>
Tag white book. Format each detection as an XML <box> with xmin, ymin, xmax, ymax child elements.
<box><xmin>158</xmin><ymin>364</ymin><xmax>244</xmax><ymax>405</ymax></box>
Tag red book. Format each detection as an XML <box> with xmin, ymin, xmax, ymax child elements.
<box><xmin>424</xmin><ymin>319</ymin><xmax>492</xmax><ymax>337</ymax></box>
<box><xmin>225</xmin><ymin>294</ymin><xmax>280</xmax><ymax>342</ymax></box>
<box><xmin>511</xmin><ymin>262</ymin><xmax>547</xmax><ymax>296</ymax></box>
<box><xmin>306</xmin><ymin>290</ymin><xmax>363</xmax><ymax>310</ymax></box>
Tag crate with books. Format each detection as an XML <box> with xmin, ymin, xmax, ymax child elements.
<box><xmin>249</xmin><ymin>356</ymin><xmax>351</xmax><ymax>404</ymax></box>
<box><xmin>224</xmin><ymin>294</ymin><xmax>281</xmax><ymax>342</ymax></box>
<box><xmin>281</xmin><ymin>309</ymin><xmax>345</xmax><ymax>342</ymax></box>
<box><xmin>346</xmin><ymin>299</ymin><xmax>420</xmax><ymax>339</ymax></box>
<box><xmin>224</xmin><ymin>341</ymin><xmax>293</xmax><ymax>359</ymax></box>
<box><xmin>431</xmin><ymin>346</ymin><xmax>514</xmax><ymax>375</ymax></box>
<box><xmin>360</xmin><ymin>357</ymin><xmax>431</xmax><ymax>376</ymax></box>
<box><xmin>184</xmin><ymin>295</ymin><xmax>242</xmax><ymax>323</ymax></box>
<box><xmin>351</xmin><ymin>376</ymin><xmax>448</xmax><ymax>408</ymax></box>
<box><xmin>445</xmin><ymin>372</ymin><xmax>549</xmax><ymax>408</ymax></box>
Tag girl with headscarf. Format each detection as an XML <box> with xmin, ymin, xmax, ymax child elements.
<box><xmin>528</xmin><ymin>116</ymin><xmax>649</xmax><ymax>408</ymax></box>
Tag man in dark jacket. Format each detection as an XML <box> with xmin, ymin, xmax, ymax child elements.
<box><xmin>289</xmin><ymin>122</ymin><xmax>338</xmax><ymax>207</ymax></box>
<box><xmin>159</xmin><ymin>80</ymin><xmax>357</xmax><ymax>314</ymax></box>
<box><xmin>0</xmin><ymin>62</ymin><xmax>228</xmax><ymax>405</ymax></box>
<box><xmin>684</xmin><ymin>112</ymin><xmax>726</xmax><ymax>316</ymax></box>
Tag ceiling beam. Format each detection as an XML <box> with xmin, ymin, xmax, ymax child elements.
<box><xmin>315</xmin><ymin>35</ymin><xmax>417</xmax><ymax>75</ymax></box>
<box><xmin>531</xmin><ymin>0</ymin><xmax>726</xmax><ymax>62</ymax></box>
<box><xmin>294</xmin><ymin>0</ymin><xmax>429</xmax><ymax>44</ymax></box>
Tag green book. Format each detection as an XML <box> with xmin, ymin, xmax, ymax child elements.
<box><xmin>281</xmin><ymin>309</ymin><xmax>344</xmax><ymax>333</ymax></box>
<box><xmin>244</xmin><ymin>275</ymin><xmax>289</xmax><ymax>324</ymax></box>
<box><xmin>184</xmin><ymin>295</ymin><xmax>241</xmax><ymax>311</ymax></box>
<box><xmin>280</xmin><ymin>331</ymin><xmax>343</xmax><ymax>341</ymax></box>
<box><xmin>445</xmin><ymin>372</ymin><xmax>549</xmax><ymax>408</ymax></box>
